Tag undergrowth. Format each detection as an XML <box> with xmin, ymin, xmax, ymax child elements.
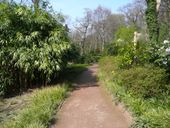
<box><xmin>99</xmin><ymin>56</ymin><xmax>170</xmax><ymax>128</ymax></box>
<box><xmin>56</xmin><ymin>64</ymin><xmax>88</xmax><ymax>83</ymax></box>
<box><xmin>1</xmin><ymin>85</ymin><xmax>69</xmax><ymax>128</ymax></box>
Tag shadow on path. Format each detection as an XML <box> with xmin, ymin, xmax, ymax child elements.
<box><xmin>73</xmin><ymin>64</ymin><xmax>98</xmax><ymax>87</ymax></box>
<box><xmin>53</xmin><ymin>64</ymin><xmax>132</xmax><ymax>128</ymax></box>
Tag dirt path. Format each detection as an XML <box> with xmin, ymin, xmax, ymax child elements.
<box><xmin>54</xmin><ymin>64</ymin><xmax>132</xmax><ymax>128</ymax></box>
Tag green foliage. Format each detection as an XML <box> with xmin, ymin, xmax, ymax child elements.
<box><xmin>66</xmin><ymin>44</ymin><xmax>81</xmax><ymax>63</ymax></box>
<box><xmin>57</xmin><ymin>64</ymin><xmax>88</xmax><ymax>82</ymax></box>
<box><xmin>99</xmin><ymin>56</ymin><xmax>170</xmax><ymax>128</ymax></box>
<box><xmin>104</xmin><ymin>42</ymin><xmax>119</xmax><ymax>56</ymax></box>
<box><xmin>1</xmin><ymin>85</ymin><xmax>68</xmax><ymax>128</ymax></box>
<box><xmin>145</xmin><ymin>0</ymin><xmax>159</xmax><ymax>41</ymax></box>
<box><xmin>99</xmin><ymin>56</ymin><xmax>120</xmax><ymax>74</ymax></box>
<box><xmin>105</xmin><ymin>26</ymin><xmax>157</xmax><ymax>68</ymax></box>
<box><xmin>115</xmin><ymin>26</ymin><xmax>135</xmax><ymax>43</ymax></box>
<box><xmin>0</xmin><ymin>69</ymin><xmax>13</xmax><ymax>96</ymax></box>
<box><xmin>144</xmin><ymin>40</ymin><xmax>170</xmax><ymax>73</ymax></box>
<box><xmin>159</xmin><ymin>22</ymin><xmax>170</xmax><ymax>42</ymax></box>
<box><xmin>117</xmin><ymin>65</ymin><xmax>169</xmax><ymax>98</ymax></box>
<box><xmin>81</xmin><ymin>51</ymin><xmax>102</xmax><ymax>64</ymax></box>
<box><xmin>0</xmin><ymin>2</ymin><xmax>72</xmax><ymax>96</ymax></box>
<box><xmin>103</xmin><ymin>27</ymin><xmax>136</xmax><ymax>68</ymax></box>
<box><xmin>115</xmin><ymin>27</ymin><xmax>136</xmax><ymax>67</ymax></box>
<box><xmin>99</xmin><ymin>2</ymin><xmax>170</xmax><ymax>127</ymax></box>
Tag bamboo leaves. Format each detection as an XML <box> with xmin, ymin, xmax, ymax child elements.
<box><xmin>0</xmin><ymin>2</ymin><xmax>72</xmax><ymax>95</ymax></box>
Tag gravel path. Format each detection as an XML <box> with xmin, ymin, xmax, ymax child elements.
<box><xmin>54</xmin><ymin>64</ymin><xmax>132</xmax><ymax>128</ymax></box>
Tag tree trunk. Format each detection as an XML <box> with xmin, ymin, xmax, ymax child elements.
<box><xmin>43</xmin><ymin>74</ymin><xmax>48</xmax><ymax>86</ymax></box>
<box><xmin>145</xmin><ymin>0</ymin><xmax>159</xmax><ymax>41</ymax></box>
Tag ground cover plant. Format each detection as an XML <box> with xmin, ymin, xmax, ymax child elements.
<box><xmin>98</xmin><ymin>56</ymin><xmax>170</xmax><ymax>128</ymax></box>
<box><xmin>0</xmin><ymin>85</ymin><xmax>69</xmax><ymax>128</ymax></box>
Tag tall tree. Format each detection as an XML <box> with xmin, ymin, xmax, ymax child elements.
<box><xmin>119</xmin><ymin>0</ymin><xmax>146</xmax><ymax>30</ymax></box>
<box><xmin>157</xmin><ymin>0</ymin><xmax>170</xmax><ymax>41</ymax></box>
<box><xmin>145</xmin><ymin>0</ymin><xmax>159</xmax><ymax>41</ymax></box>
<box><xmin>158</xmin><ymin>0</ymin><xmax>170</xmax><ymax>22</ymax></box>
<box><xmin>32</xmin><ymin>0</ymin><xmax>40</xmax><ymax>8</ymax></box>
<box><xmin>74</xmin><ymin>8</ymin><xmax>92</xmax><ymax>54</ymax></box>
<box><xmin>72</xmin><ymin>6</ymin><xmax>125</xmax><ymax>54</ymax></box>
<box><xmin>93</xmin><ymin>6</ymin><xmax>112</xmax><ymax>51</ymax></box>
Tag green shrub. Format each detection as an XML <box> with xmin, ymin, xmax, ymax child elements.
<box><xmin>108</xmin><ymin>26</ymin><xmax>151</xmax><ymax>67</ymax></box>
<box><xmin>0</xmin><ymin>2</ymin><xmax>72</xmax><ymax>96</ymax></box>
<box><xmin>99</xmin><ymin>56</ymin><xmax>170</xmax><ymax>98</ymax></box>
<box><xmin>0</xmin><ymin>69</ymin><xmax>14</xmax><ymax>96</ymax></box>
<box><xmin>66</xmin><ymin>44</ymin><xmax>81</xmax><ymax>63</ymax></box>
<box><xmin>81</xmin><ymin>51</ymin><xmax>101</xmax><ymax>64</ymax></box>
<box><xmin>57</xmin><ymin>64</ymin><xmax>88</xmax><ymax>82</ymax></box>
<box><xmin>99</xmin><ymin>56</ymin><xmax>120</xmax><ymax>76</ymax></box>
<box><xmin>103</xmin><ymin>27</ymin><xmax>136</xmax><ymax>68</ymax></box>
<box><xmin>104</xmin><ymin>42</ymin><xmax>119</xmax><ymax>56</ymax></box>
<box><xmin>98</xmin><ymin>56</ymin><xmax>170</xmax><ymax>128</ymax></box>
<box><xmin>117</xmin><ymin>65</ymin><xmax>169</xmax><ymax>98</ymax></box>
<box><xmin>115</xmin><ymin>26</ymin><xmax>135</xmax><ymax>43</ymax></box>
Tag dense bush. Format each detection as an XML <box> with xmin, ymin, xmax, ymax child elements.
<box><xmin>114</xmin><ymin>27</ymin><xmax>135</xmax><ymax>57</ymax></box>
<box><xmin>80</xmin><ymin>51</ymin><xmax>101</xmax><ymax>64</ymax></box>
<box><xmin>99</xmin><ymin>56</ymin><xmax>122</xmax><ymax>74</ymax></box>
<box><xmin>115</xmin><ymin>26</ymin><xmax>135</xmax><ymax>43</ymax></box>
<box><xmin>99</xmin><ymin>56</ymin><xmax>170</xmax><ymax>128</ymax></box>
<box><xmin>117</xmin><ymin>66</ymin><xmax>169</xmax><ymax>98</ymax></box>
<box><xmin>104</xmin><ymin>27</ymin><xmax>139</xmax><ymax>68</ymax></box>
<box><xmin>66</xmin><ymin>43</ymin><xmax>81</xmax><ymax>63</ymax></box>
<box><xmin>104</xmin><ymin>42</ymin><xmax>119</xmax><ymax>56</ymax></box>
<box><xmin>106</xmin><ymin>26</ymin><xmax>151</xmax><ymax>67</ymax></box>
<box><xmin>100</xmin><ymin>56</ymin><xmax>170</xmax><ymax>98</ymax></box>
<box><xmin>159</xmin><ymin>22</ymin><xmax>170</xmax><ymax>42</ymax></box>
<box><xmin>0</xmin><ymin>2</ymin><xmax>72</xmax><ymax>96</ymax></box>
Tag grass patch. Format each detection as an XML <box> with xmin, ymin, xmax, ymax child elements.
<box><xmin>0</xmin><ymin>64</ymin><xmax>87</xmax><ymax>128</ymax></box>
<box><xmin>98</xmin><ymin>56</ymin><xmax>170</xmax><ymax>128</ymax></box>
<box><xmin>1</xmin><ymin>85</ymin><xmax>69</xmax><ymax>128</ymax></box>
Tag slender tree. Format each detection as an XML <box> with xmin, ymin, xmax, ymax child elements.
<box><xmin>74</xmin><ymin>9</ymin><xmax>92</xmax><ymax>54</ymax></box>
<box><xmin>32</xmin><ymin>0</ymin><xmax>40</xmax><ymax>9</ymax></box>
<box><xmin>119</xmin><ymin>0</ymin><xmax>146</xmax><ymax>30</ymax></box>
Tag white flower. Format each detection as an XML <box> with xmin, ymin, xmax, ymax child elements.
<box><xmin>117</xmin><ymin>38</ymin><xmax>124</xmax><ymax>42</ymax></box>
<box><xmin>166</xmin><ymin>48</ymin><xmax>170</xmax><ymax>53</ymax></box>
<box><xmin>164</xmin><ymin>40</ymin><xmax>169</xmax><ymax>44</ymax></box>
<box><xmin>163</xmin><ymin>61</ymin><xmax>167</xmax><ymax>65</ymax></box>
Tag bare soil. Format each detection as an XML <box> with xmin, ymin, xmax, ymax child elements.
<box><xmin>0</xmin><ymin>93</ymin><xmax>31</xmax><ymax>123</ymax></box>
<box><xmin>54</xmin><ymin>64</ymin><xmax>132</xmax><ymax>128</ymax></box>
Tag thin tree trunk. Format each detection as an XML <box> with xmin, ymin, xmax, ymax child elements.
<box><xmin>43</xmin><ymin>74</ymin><xmax>48</xmax><ymax>86</ymax></box>
<box><xmin>19</xmin><ymin>70</ymin><xmax>22</xmax><ymax>93</ymax></box>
